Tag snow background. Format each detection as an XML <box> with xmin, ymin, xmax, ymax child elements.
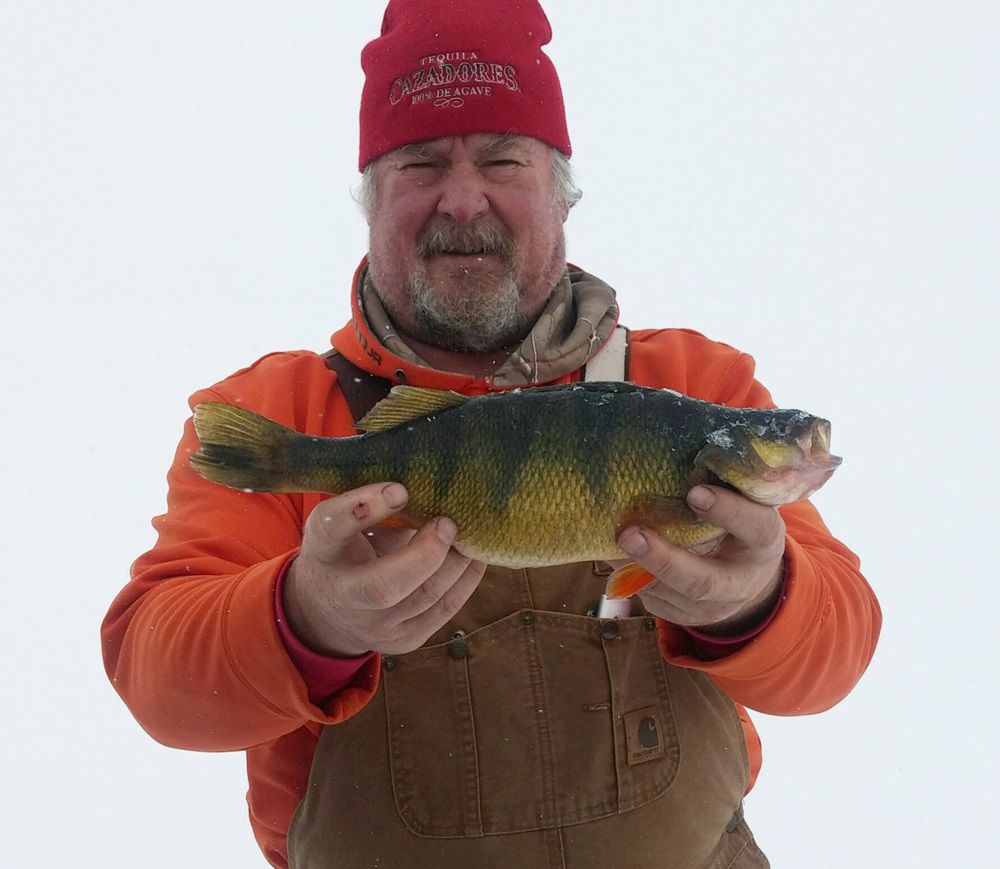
<box><xmin>3</xmin><ymin>1</ymin><xmax>997</xmax><ymax>866</ymax></box>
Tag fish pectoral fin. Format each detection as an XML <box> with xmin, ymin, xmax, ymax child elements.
<box><xmin>605</xmin><ymin>562</ymin><xmax>656</xmax><ymax>600</ymax></box>
<box><xmin>356</xmin><ymin>385</ymin><xmax>469</xmax><ymax>433</ymax></box>
<box><xmin>621</xmin><ymin>494</ymin><xmax>693</xmax><ymax>527</ymax></box>
<box><xmin>684</xmin><ymin>463</ymin><xmax>719</xmax><ymax>490</ymax></box>
<box><xmin>692</xmin><ymin>444</ymin><xmax>732</xmax><ymax>479</ymax></box>
<box><xmin>375</xmin><ymin>515</ymin><xmax>419</xmax><ymax>530</ymax></box>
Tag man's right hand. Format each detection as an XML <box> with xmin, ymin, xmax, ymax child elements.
<box><xmin>283</xmin><ymin>482</ymin><xmax>487</xmax><ymax>658</ymax></box>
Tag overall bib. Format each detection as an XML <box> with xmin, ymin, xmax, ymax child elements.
<box><xmin>288</xmin><ymin>564</ymin><xmax>768</xmax><ymax>868</ymax></box>
<box><xmin>287</xmin><ymin>337</ymin><xmax>769</xmax><ymax>868</ymax></box>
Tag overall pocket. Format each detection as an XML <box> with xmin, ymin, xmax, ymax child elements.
<box><xmin>381</xmin><ymin>610</ymin><xmax>681</xmax><ymax>838</ymax></box>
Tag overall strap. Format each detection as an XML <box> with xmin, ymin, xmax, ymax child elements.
<box><xmin>322</xmin><ymin>350</ymin><xmax>392</xmax><ymax>424</ymax></box>
<box><xmin>582</xmin><ymin>325</ymin><xmax>629</xmax><ymax>383</ymax></box>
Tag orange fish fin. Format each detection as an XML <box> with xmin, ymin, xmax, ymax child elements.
<box><xmin>605</xmin><ymin>562</ymin><xmax>656</xmax><ymax>600</ymax></box>
<box><xmin>375</xmin><ymin>515</ymin><xmax>418</xmax><ymax>530</ymax></box>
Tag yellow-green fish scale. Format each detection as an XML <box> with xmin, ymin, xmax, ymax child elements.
<box><xmin>347</xmin><ymin>419</ymin><xmax>721</xmax><ymax>565</ymax></box>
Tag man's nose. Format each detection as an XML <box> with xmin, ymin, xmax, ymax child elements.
<box><xmin>435</xmin><ymin>164</ymin><xmax>490</xmax><ymax>224</ymax></box>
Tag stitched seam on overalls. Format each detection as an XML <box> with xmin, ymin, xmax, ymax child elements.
<box><xmin>523</xmin><ymin>614</ymin><xmax>559</xmax><ymax>828</ymax></box>
<box><xmin>456</xmin><ymin>654</ymin><xmax>484</xmax><ymax>836</ymax></box>
<box><xmin>725</xmin><ymin>838</ymin><xmax>751</xmax><ymax>869</ymax></box>
<box><xmin>520</xmin><ymin>567</ymin><xmax>535</xmax><ymax>609</ymax></box>
<box><xmin>547</xmin><ymin>826</ymin><xmax>568</xmax><ymax>869</ymax></box>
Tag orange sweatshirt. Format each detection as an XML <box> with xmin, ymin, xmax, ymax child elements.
<box><xmin>102</xmin><ymin>263</ymin><xmax>881</xmax><ymax>867</ymax></box>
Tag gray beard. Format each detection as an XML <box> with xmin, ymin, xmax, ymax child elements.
<box><xmin>408</xmin><ymin>271</ymin><xmax>524</xmax><ymax>352</ymax></box>
<box><xmin>371</xmin><ymin>218</ymin><xmax>566</xmax><ymax>353</ymax></box>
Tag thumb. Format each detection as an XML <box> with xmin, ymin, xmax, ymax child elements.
<box><xmin>303</xmin><ymin>482</ymin><xmax>410</xmax><ymax>563</ymax></box>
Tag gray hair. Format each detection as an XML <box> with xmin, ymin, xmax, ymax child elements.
<box><xmin>354</xmin><ymin>146</ymin><xmax>582</xmax><ymax>219</ymax></box>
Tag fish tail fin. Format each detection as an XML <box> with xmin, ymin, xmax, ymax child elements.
<box><xmin>605</xmin><ymin>562</ymin><xmax>656</xmax><ymax>599</ymax></box>
<box><xmin>190</xmin><ymin>402</ymin><xmax>301</xmax><ymax>492</ymax></box>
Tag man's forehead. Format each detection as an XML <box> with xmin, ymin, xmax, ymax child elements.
<box><xmin>392</xmin><ymin>134</ymin><xmax>539</xmax><ymax>159</ymax></box>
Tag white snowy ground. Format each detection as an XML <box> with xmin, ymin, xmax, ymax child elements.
<box><xmin>3</xmin><ymin>2</ymin><xmax>998</xmax><ymax>866</ymax></box>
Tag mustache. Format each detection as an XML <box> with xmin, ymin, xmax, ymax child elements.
<box><xmin>418</xmin><ymin>221</ymin><xmax>515</xmax><ymax>260</ymax></box>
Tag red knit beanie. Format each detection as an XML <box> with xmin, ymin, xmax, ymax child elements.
<box><xmin>359</xmin><ymin>0</ymin><xmax>571</xmax><ymax>170</ymax></box>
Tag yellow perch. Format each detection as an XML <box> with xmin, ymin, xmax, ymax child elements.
<box><xmin>190</xmin><ymin>382</ymin><xmax>840</xmax><ymax>598</ymax></box>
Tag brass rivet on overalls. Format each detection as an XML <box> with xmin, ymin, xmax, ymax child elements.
<box><xmin>644</xmin><ymin>617</ymin><xmax>656</xmax><ymax>631</ymax></box>
<box><xmin>521</xmin><ymin>612</ymin><xmax>534</xmax><ymax>625</ymax></box>
<box><xmin>382</xmin><ymin>657</ymin><xmax>396</xmax><ymax>672</ymax></box>
<box><xmin>599</xmin><ymin>620</ymin><xmax>619</xmax><ymax>640</ymax></box>
<box><xmin>447</xmin><ymin>638</ymin><xmax>468</xmax><ymax>659</ymax></box>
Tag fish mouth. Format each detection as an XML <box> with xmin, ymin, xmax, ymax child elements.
<box><xmin>797</xmin><ymin>419</ymin><xmax>835</xmax><ymax>464</ymax></box>
<box><xmin>696</xmin><ymin>418</ymin><xmax>841</xmax><ymax>506</ymax></box>
<box><xmin>742</xmin><ymin>455</ymin><xmax>841</xmax><ymax>505</ymax></box>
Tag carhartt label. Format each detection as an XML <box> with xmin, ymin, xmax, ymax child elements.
<box><xmin>624</xmin><ymin>706</ymin><xmax>665</xmax><ymax>766</ymax></box>
<box><xmin>389</xmin><ymin>49</ymin><xmax>520</xmax><ymax>109</ymax></box>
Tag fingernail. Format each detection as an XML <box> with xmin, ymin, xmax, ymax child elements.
<box><xmin>382</xmin><ymin>483</ymin><xmax>408</xmax><ymax>509</ymax></box>
<box><xmin>436</xmin><ymin>517</ymin><xmax>457</xmax><ymax>544</ymax></box>
<box><xmin>688</xmin><ymin>486</ymin><xmax>716</xmax><ymax>512</ymax></box>
<box><xmin>619</xmin><ymin>529</ymin><xmax>648</xmax><ymax>557</ymax></box>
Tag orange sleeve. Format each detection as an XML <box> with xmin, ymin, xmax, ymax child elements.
<box><xmin>100</xmin><ymin>353</ymin><xmax>379</xmax><ymax>751</ymax></box>
<box><xmin>630</xmin><ymin>330</ymin><xmax>882</xmax><ymax>716</ymax></box>
<box><xmin>658</xmin><ymin>502</ymin><xmax>881</xmax><ymax>715</ymax></box>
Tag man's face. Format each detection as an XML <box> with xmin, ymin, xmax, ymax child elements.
<box><xmin>366</xmin><ymin>133</ymin><xmax>569</xmax><ymax>353</ymax></box>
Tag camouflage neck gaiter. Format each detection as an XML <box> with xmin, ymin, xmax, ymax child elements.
<box><xmin>360</xmin><ymin>267</ymin><xmax>618</xmax><ymax>387</ymax></box>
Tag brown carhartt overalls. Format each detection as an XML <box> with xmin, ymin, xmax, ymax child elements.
<box><xmin>287</xmin><ymin>349</ymin><xmax>769</xmax><ymax>869</ymax></box>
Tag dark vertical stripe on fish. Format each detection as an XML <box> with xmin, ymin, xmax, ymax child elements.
<box><xmin>485</xmin><ymin>397</ymin><xmax>534</xmax><ymax>517</ymax></box>
<box><xmin>428</xmin><ymin>407</ymin><xmax>465</xmax><ymax>506</ymax></box>
<box><xmin>573</xmin><ymin>385</ymin><xmax>633</xmax><ymax>513</ymax></box>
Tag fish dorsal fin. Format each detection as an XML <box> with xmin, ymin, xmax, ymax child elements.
<box><xmin>355</xmin><ymin>385</ymin><xmax>469</xmax><ymax>433</ymax></box>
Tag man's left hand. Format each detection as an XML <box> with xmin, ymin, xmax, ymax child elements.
<box><xmin>617</xmin><ymin>485</ymin><xmax>786</xmax><ymax>635</ymax></box>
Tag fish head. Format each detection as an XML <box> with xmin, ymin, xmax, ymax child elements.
<box><xmin>693</xmin><ymin>411</ymin><xmax>842</xmax><ymax>506</ymax></box>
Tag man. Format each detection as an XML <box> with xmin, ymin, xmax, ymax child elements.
<box><xmin>102</xmin><ymin>1</ymin><xmax>881</xmax><ymax>867</ymax></box>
